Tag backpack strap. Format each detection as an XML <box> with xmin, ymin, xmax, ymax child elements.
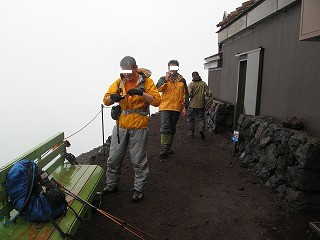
<box><xmin>117</xmin><ymin>78</ymin><xmax>124</xmax><ymax>95</ymax></box>
<box><xmin>121</xmin><ymin>109</ymin><xmax>149</xmax><ymax>116</ymax></box>
<box><xmin>38</xmin><ymin>197</ymin><xmax>73</xmax><ymax>239</ymax></box>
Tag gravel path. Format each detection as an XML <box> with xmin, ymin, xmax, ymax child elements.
<box><xmin>74</xmin><ymin>113</ymin><xmax>319</xmax><ymax>240</ymax></box>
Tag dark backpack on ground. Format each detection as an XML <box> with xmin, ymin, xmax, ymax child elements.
<box><xmin>6</xmin><ymin>159</ymin><xmax>67</xmax><ymax>222</ymax></box>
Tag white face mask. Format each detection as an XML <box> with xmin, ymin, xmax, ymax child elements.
<box><xmin>169</xmin><ymin>65</ymin><xmax>179</xmax><ymax>75</ymax></box>
<box><xmin>120</xmin><ymin>70</ymin><xmax>133</xmax><ymax>74</ymax></box>
<box><xmin>120</xmin><ymin>69</ymin><xmax>134</xmax><ymax>81</ymax></box>
<box><xmin>169</xmin><ymin>66</ymin><xmax>179</xmax><ymax>71</ymax></box>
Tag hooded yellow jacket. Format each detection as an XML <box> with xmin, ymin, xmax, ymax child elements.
<box><xmin>156</xmin><ymin>73</ymin><xmax>189</xmax><ymax>112</ymax></box>
<box><xmin>103</xmin><ymin>72</ymin><xmax>161</xmax><ymax>129</ymax></box>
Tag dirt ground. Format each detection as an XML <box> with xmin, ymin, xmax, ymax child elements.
<box><xmin>75</xmin><ymin>113</ymin><xmax>320</xmax><ymax>240</ymax></box>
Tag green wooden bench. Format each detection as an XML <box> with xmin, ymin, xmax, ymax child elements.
<box><xmin>0</xmin><ymin>132</ymin><xmax>105</xmax><ymax>239</ymax></box>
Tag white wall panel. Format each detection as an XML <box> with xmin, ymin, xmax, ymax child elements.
<box><xmin>247</xmin><ymin>0</ymin><xmax>278</xmax><ymax>27</ymax></box>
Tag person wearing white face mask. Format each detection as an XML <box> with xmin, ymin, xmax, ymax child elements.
<box><xmin>102</xmin><ymin>56</ymin><xmax>161</xmax><ymax>202</ymax></box>
<box><xmin>156</xmin><ymin>60</ymin><xmax>189</xmax><ymax>159</ymax></box>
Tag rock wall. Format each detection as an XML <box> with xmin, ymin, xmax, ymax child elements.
<box><xmin>206</xmin><ymin>100</ymin><xmax>234</xmax><ymax>133</ymax></box>
<box><xmin>236</xmin><ymin>114</ymin><xmax>320</xmax><ymax>212</ymax></box>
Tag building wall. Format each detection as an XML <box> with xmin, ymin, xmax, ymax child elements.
<box><xmin>208</xmin><ymin>69</ymin><xmax>222</xmax><ymax>99</ymax></box>
<box><xmin>219</xmin><ymin>6</ymin><xmax>320</xmax><ymax>136</ymax></box>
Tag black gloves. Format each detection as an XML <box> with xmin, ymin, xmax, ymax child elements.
<box><xmin>127</xmin><ymin>88</ymin><xmax>144</xmax><ymax>96</ymax></box>
<box><xmin>110</xmin><ymin>89</ymin><xmax>143</xmax><ymax>102</ymax></box>
<box><xmin>110</xmin><ymin>94</ymin><xmax>125</xmax><ymax>102</ymax></box>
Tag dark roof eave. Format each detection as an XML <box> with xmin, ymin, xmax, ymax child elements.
<box><xmin>216</xmin><ymin>0</ymin><xmax>263</xmax><ymax>33</ymax></box>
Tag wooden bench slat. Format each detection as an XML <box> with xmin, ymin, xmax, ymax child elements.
<box><xmin>52</xmin><ymin>164</ymin><xmax>88</xmax><ymax>181</ymax></box>
<box><xmin>19</xmin><ymin>222</ymin><xmax>47</xmax><ymax>240</ymax></box>
<box><xmin>0</xmin><ymin>217</ymin><xmax>33</xmax><ymax>240</ymax></box>
<box><xmin>44</xmin><ymin>156</ymin><xmax>65</xmax><ymax>176</ymax></box>
<box><xmin>37</xmin><ymin>144</ymin><xmax>65</xmax><ymax>171</ymax></box>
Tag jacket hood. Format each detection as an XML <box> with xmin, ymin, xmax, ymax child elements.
<box><xmin>192</xmin><ymin>76</ymin><xmax>202</xmax><ymax>82</ymax></box>
<box><xmin>137</xmin><ymin>68</ymin><xmax>152</xmax><ymax>78</ymax></box>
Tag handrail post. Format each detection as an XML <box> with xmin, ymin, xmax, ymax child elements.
<box><xmin>101</xmin><ymin>104</ymin><xmax>106</xmax><ymax>156</ymax></box>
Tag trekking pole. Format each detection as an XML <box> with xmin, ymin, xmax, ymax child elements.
<box><xmin>63</xmin><ymin>187</ymin><xmax>146</xmax><ymax>240</ymax></box>
<box><xmin>94</xmin><ymin>203</ymin><xmax>157</xmax><ymax>240</ymax></box>
<box><xmin>51</xmin><ymin>178</ymin><xmax>157</xmax><ymax>240</ymax></box>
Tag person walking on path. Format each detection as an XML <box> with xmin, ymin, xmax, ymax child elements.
<box><xmin>156</xmin><ymin>60</ymin><xmax>189</xmax><ymax>158</ymax></box>
<box><xmin>102</xmin><ymin>56</ymin><xmax>161</xmax><ymax>202</ymax></box>
<box><xmin>187</xmin><ymin>71</ymin><xmax>214</xmax><ymax>140</ymax></box>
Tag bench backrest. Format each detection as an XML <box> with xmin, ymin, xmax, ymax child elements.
<box><xmin>0</xmin><ymin>132</ymin><xmax>66</xmax><ymax>220</ymax></box>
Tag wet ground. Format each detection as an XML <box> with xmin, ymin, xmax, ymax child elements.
<box><xmin>75</xmin><ymin>113</ymin><xmax>320</xmax><ymax>240</ymax></box>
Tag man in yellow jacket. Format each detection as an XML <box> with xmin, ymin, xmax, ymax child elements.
<box><xmin>103</xmin><ymin>56</ymin><xmax>161</xmax><ymax>202</ymax></box>
<box><xmin>156</xmin><ymin>60</ymin><xmax>189</xmax><ymax>158</ymax></box>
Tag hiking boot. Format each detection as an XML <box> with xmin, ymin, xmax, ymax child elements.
<box><xmin>159</xmin><ymin>144</ymin><xmax>170</xmax><ymax>158</ymax></box>
<box><xmin>200</xmin><ymin>131</ymin><xmax>206</xmax><ymax>140</ymax></box>
<box><xmin>160</xmin><ymin>149</ymin><xmax>169</xmax><ymax>158</ymax></box>
<box><xmin>168</xmin><ymin>144</ymin><xmax>174</xmax><ymax>154</ymax></box>
<box><xmin>103</xmin><ymin>185</ymin><xmax>118</xmax><ymax>195</ymax></box>
<box><xmin>132</xmin><ymin>190</ymin><xmax>144</xmax><ymax>202</ymax></box>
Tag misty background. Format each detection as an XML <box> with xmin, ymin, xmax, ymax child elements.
<box><xmin>0</xmin><ymin>0</ymin><xmax>244</xmax><ymax>166</ymax></box>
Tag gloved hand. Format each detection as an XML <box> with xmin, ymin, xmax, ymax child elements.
<box><xmin>110</xmin><ymin>94</ymin><xmax>125</xmax><ymax>102</ymax></box>
<box><xmin>127</xmin><ymin>88</ymin><xmax>144</xmax><ymax>96</ymax></box>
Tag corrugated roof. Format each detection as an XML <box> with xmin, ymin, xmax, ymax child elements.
<box><xmin>216</xmin><ymin>0</ymin><xmax>261</xmax><ymax>29</ymax></box>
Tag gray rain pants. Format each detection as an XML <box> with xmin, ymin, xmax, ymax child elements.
<box><xmin>187</xmin><ymin>107</ymin><xmax>206</xmax><ymax>135</ymax></box>
<box><xmin>160</xmin><ymin>110</ymin><xmax>180</xmax><ymax>135</ymax></box>
<box><xmin>106</xmin><ymin>126</ymin><xmax>149</xmax><ymax>192</ymax></box>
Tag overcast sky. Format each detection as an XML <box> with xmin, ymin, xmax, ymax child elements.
<box><xmin>0</xmin><ymin>0</ymin><xmax>244</xmax><ymax>165</ymax></box>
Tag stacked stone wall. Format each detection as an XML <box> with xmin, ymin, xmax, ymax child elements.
<box><xmin>206</xmin><ymin>100</ymin><xmax>234</xmax><ymax>133</ymax></box>
<box><xmin>236</xmin><ymin>114</ymin><xmax>320</xmax><ymax>211</ymax></box>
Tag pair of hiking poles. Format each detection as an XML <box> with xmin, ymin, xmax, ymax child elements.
<box><xmin>51</xmin><ymin>178</ymin><xmax>156</xmax><ymax>240</ymax></box>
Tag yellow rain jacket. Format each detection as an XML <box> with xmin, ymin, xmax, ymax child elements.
<box><xmin>103</xmin><ymin>69</ymin><xmax>161</xmax><ymax>129</ymax></box>
<box><xmin>157</xmin><ymin>73</ymin><xmax>189</xmax><ymax>112</ymax></box>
